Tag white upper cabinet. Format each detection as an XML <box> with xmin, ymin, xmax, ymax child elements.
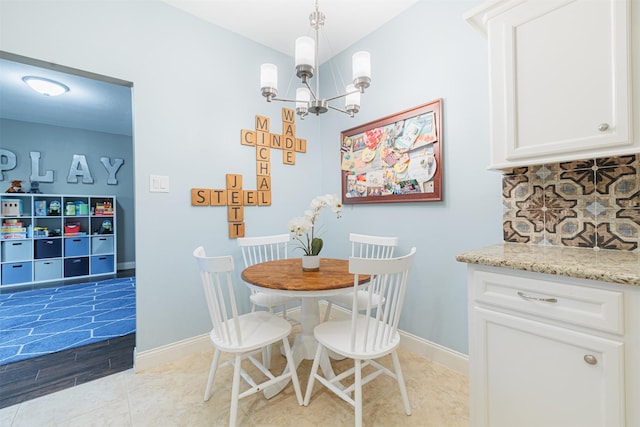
<box><xmin>465</xmin><ymin>0</ymin><xmax>638</xmax><ymax>170</ymax></box>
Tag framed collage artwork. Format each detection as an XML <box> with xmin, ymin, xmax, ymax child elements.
<box><xmin>340</xmin><ymin>99</ymin><xmax>443</xmax><ymax>204</ymax></box>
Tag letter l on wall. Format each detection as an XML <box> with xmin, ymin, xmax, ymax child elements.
<box><xmin>30</xmin><ymin>151</ymin><xmax>54</xmax><ymax>183</ymax></box>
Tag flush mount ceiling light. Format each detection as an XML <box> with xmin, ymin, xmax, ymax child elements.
<box><xmin>22</xmin><ymin>76</ymin><xmax>70</xmax><ymax>97</ymax></box>
<box><xmin>260</xmin><ymin>0</ymin><xmax>371</xmax><ymax>119</ymax></box>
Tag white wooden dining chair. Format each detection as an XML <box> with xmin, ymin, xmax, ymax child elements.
<box><xmin>322</xmin><ymin>233</ymin><xmax>399</xmax><ymax>322</ymax></box>
<box><xmin>304</xmin><ymin>247</ymin><xmax>417</xmax><ymax>427</ymax></box>
<box><xmin>193</xmin><ymin>246</ymin><xmax>303</xmax><ymax>427</ymax></box>
<box><xmin>237</xmin><ymin>234</ymin><xmax>298</xmax><ymax>318</ymax></box>
<box><xmin>238</xmin><ymin>233</ymin><xmax>299</xmax><ymax>367</ymax></box>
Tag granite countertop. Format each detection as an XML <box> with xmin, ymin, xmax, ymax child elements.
<box><xmin>456</xmin><ymin>243</ymin><xmax>640</xmax><ymax>287</ymax></box>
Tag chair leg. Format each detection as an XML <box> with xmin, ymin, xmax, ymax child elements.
<box><xmin>303</xmin><ymin>343</ymin><xmax>324</xmax><ymax>406</ymax></box>
<box><xmin>262</xmin><ymin>345</ymin><xmax>272</xmax><ymax>370</ymax></box>
<box><xmin>262</xmin><ymin>306</ymin><xmax>273</xmax><ymax>369</ymax></box>
<box><xmin>282</xmin><ymin>303</ymin><xmax>288</xmax><ymax>320</ymax></box>
<box><xmin>204</xmin><ymin>348</ymin><xmax>221</xmax><ymax>401</ymax></box>
<box><xmin>323</xmin><ymin>301</ymin><xmax>333</xmax><ymax>322</ymax></box>
<box><xmin>281</xmin><ymin>336</ymin><xmax>303</xmax><ymax>405</ymax></box>
<box><xmin>354</xmin><ymin>358</ymin><xmax>363</xmax><ymax>427</ymax></box>
<box><xmin>391</xmin><ymin>350</ymin><xmax>411</xmax><ymax>415</ymax></box>
<box><xmin>229</xmin><ymin>354</ymin><xmax>243</xmax><ymax>427</ymax></box>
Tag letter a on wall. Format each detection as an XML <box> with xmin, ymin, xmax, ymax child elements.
<box><xmin>67</xmin><ymin>154</ymin><xmax>94</xmax><ymax>183</ymax></box>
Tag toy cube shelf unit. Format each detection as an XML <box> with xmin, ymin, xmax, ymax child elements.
<box><xmin>0</xmin><ymin>193</ymin><xmax>116</xmax><ymax>287</ymax></box>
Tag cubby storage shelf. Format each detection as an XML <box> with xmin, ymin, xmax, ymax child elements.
<box><xmin>0</xmin><ymin>193</ymin><xmax>116</xmax><ymax>287</ymax></box>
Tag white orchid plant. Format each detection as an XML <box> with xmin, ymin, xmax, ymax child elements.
<box><xmin>288</xmin><ymin>194</ymin><xmax>342</xmax><ymax>256</ymax></box>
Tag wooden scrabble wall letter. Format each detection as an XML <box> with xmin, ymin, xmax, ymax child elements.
<box><xmin>191</xmin><ymin>107</ymin><xmax>306</xmax><ymax>238</ymax></box>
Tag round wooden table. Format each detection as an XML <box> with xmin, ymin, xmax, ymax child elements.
<box><xmin>241</xmin><ymin>258</ymin><xmax>368</xmax><ymax>294</ymax></box>
<box><xmin>241</xmin><ymin>257</ymin><xmax>369</xmax><ymax>398</ymax></box>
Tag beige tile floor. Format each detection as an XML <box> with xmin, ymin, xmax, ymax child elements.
<box><xmin>0</xmin><ymin>336</ymin><xmax>469</xmax><ymax>426</ymax></box>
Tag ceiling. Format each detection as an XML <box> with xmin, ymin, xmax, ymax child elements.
<box><xmin>0</xmin><ymin>57</ymin><xmax>134</xmax><ymax>136</ymax></box>
<box><xmin>0</xmin><ymin>0</ymin><xmax>418</xmax><ymax>136</ymax></box>
<box><xmin>162</xmin><ymin>0</ymin><xmax>419</xmax><ymax>64</ymax></box>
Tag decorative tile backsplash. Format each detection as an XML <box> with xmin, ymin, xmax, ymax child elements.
<box><xmin>503</xmin><ymin>155</ymin><xmax>640</xmax><ymax>252</ymax></box>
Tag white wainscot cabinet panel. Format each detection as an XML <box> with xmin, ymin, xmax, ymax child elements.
<box><xmin>472</xmin><ymin>307</ymin><xmax>624</xmax><ymax>427</ymax></box>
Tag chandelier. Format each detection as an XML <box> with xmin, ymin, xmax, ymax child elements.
<box><xmin>259</xmin><ymin>0</ymin><xmax>371</xmax><ymax>119</ymax></box>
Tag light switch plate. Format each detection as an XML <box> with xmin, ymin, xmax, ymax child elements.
<box><xmin>150</xmin><ymin>175</ymin><xmax>170</xmax><ymax>193</ymax></box>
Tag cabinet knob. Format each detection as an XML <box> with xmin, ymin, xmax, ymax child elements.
<box><xmin>598</xmin><ymin>123</ymin><xmax>609</xmax><ymax>132</ymax></box>
<box><xmin>584</xmin><ymin>354</ymin><xmax>598</xmax><ymax>365</ymax></box>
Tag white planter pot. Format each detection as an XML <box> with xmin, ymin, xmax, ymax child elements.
<box><xmin>301</xmin><ymin>255</ymin><xmax>320</xmax><ymax>272</ymax></box>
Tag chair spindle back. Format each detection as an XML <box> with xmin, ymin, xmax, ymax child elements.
<box><xmin>348</xmin><ymin>247</ymin><xmax>416</xmax><ymax>353</ymax></box>
<box><xmin>238</xmin><ymin>234</ymin><xmax>289</xmax><ymax>268</ymax></box>
<box><xmin>350</xmin><ymin>233</ymin><xmax>399</xmax><ymax>259</ymax></box>
<box><xmin>193</xmin><ymin>246</ymin><xmax>242</xmax><ymax>347</ymax></box>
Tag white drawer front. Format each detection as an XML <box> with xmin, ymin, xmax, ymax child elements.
<box><xmin>471</xmin><ymin>270</ymin><xmax>624</xmax><ymax>334</ymax></box>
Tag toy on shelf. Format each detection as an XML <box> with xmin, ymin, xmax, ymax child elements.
<box><xmin>94</xmin><ymin>200</ymin><xmax>114</xmax><ymax>216</ymax></box>
<box><xmin>48</xmin><ymin>200</ymin><xmax>61</xmax><ymax>216</ymax></box>
<box><xmin>1</xmin><ymin>199</ymin><xmax>23</xmax><ymax>216</ymax></box>
<box><xmin>97</xmin><ymin>219</ymin><xmax>113</xmax><ymax>234</ymax></box>
<box><xmin>34</xmin><ymin>200</ymin><xmax>47</xmax><ymax>216</ymax></box>
<box><xmin>33</xmin><ymin>226</ymin><xmax>49</xmax><ymax>237</ymax></box>
<box><xmin>28</xmin><ymin>181</ymin><xmax>41</xmax><ymax>194</ymax></box>
<box><xmin>1</xmin><ymin>218</ymin><xmax>26</xmax><ymax>239</ymax></box>
<box><xmin>5</xmin><ymin>180</ymin><xmax>24</xmax><ymax>193</ymax></box>
<box><xmin>74</xmin><ymin>200</ymin><xmax>89</xmax><ymax>215</ymax></box>
<box><xmin>64</xmin><ymin>222</ymin><xmax>81</xmax><ymax>236</ymax></box>
<box><xmin>65</xmin><ymin>202</ymin><xmax>76</xmax><ymax>216</ymax></box>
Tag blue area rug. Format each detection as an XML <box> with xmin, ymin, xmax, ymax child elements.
<box><xmin>0</xmin><ymin>277</ymin><xmax>135</xmax><ymax>365</ymax></box>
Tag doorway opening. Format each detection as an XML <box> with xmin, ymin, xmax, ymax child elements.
<box><xmin>0</xmin><ymin>51</ymin><xmax>136</xmax><ymax>407</ymax></box>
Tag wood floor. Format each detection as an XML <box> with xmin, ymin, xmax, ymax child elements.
<box><xmin>0</xmin><ymin>333</ymin><xmax>135</xmax><ymax>409</ymax></box>
<box><xmin>0</xmin><ymin>269</ymin><xmax>136</xmax><ymax>410</ymax></box>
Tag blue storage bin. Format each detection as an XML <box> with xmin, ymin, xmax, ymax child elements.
<box><xmin>91</xmin><ymin>236</ymin><xmax>114</xmax><ymax>255</ymax></box>
<box><xmin>91</xmin><ymin>255</ymin><xmax>114</xmax><ymax>275</ymax></box>
<box><xmin>1</xmin><ymin>240</ymin><xmax>33</xmax><ymax>262</ymax></box>
<box><xmin>64</xmin><ymin>237</ymin><xmax>89</xmax><ymax>257</ymax></box>
<box><xmin>35</xmin><ymin>238</ymin><xmax>62</xmax><ymax>259</ymax></box>
<box><xmin>34</xmin><ymin>259</ymin><xmax>63</xmax><ymax>281</ymax></box>
<box><xmin>2</xmin><ymin>261</ymin><xmax>32</xmax><ymax>284</ymax></box>
<box><xmin>64</xmin><ymin>257</ymin><xmax>89</xmax><ymax>277</ymax></box>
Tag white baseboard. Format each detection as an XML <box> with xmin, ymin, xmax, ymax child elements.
<box><xmin>118</xmin><ymin>261</ymin><xmax>135</xmax><ymax>271</ymax></box>
<box><xmin>134</xmin><ymin>333</ymin><xmax>211</xmax><ymax>372</ymax></box>
<box><xmin>134</xmin><ymin>302</ymin><xmax>469</xmax><ymax>376</ymax></box>
<box><xmin>399</xmin><ymin>330</ymin><xmax>468</xmax><ymax>375</ymax></box>
<box><xmin>324</xmin><ymin>303</ymin><xmax>469</xmax><ymax>375</ymax></box>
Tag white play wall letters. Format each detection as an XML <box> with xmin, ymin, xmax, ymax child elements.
<box><xmin>0</xmin><ymin>149</ymin><xmax>124</xmax><ymax>185</ymax></box>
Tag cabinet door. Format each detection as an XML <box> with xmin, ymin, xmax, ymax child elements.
<box><xmin>488</xmin><ymin>0</ymin><xmax>631</xmax><ymax>167</ymax></box>
<box><xmin>470</xmin><ymin>307</ymin><xmax>625</xmax><ymax>427</ymax></box>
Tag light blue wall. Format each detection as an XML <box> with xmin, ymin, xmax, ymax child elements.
<box><xmin>0</xmin><ymin>0</ymin><xmax>499</xmax><ymax>355</ymax></box>
<box><xmin>0</xmin><ymin>119</ymin><xmax>135</xmax><ymax>266</ymax></box>
<box><xmin>314</xmin><ymin>1</ymin><xmax>502</xmax><ymax>353</ymax></box>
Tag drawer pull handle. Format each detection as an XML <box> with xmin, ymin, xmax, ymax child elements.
<box><xmin>517</xmin><ymin>291</ymin><xmax>558</xmax><ymax>303</ymax></box>
<box><xmin>584</xmin><ymin>354</ymin><xmax>598</xmax><ymax>365</ymax></box>
<box><xmin>598</xmin><ymin>123</ymin><xmax>609</xmax><ymax>132</ymax></box>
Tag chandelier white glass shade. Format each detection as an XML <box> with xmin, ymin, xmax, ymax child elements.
<box><xmin>260</xmin><ymin>1</ymin><xmax>371</xmax><ymax>119</ymax></box>
<box><xmin>22</xmin><ymin>76</ymin><xmax>69</xmax><ymax>97</ymax></box>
